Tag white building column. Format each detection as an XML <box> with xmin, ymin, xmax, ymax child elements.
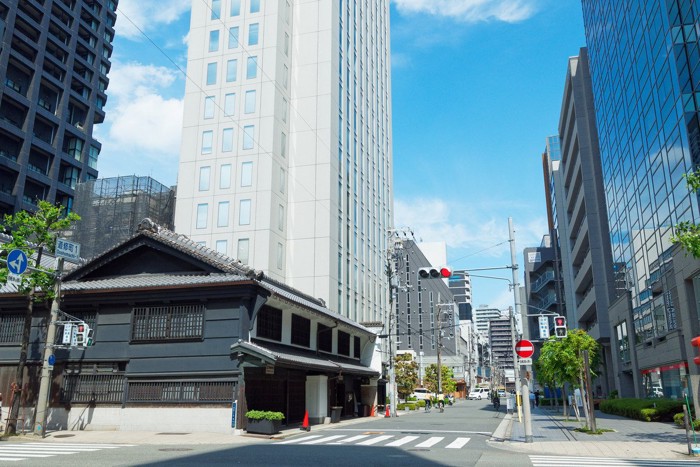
<box><xmin>305</xmin><ymin>375</ymin><xmax>329</xmax><ymax>424</ymax></box>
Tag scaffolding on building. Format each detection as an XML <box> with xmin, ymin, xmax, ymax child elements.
<box><xmin>71</xmin><ymin>175</ymin><xmax>175</xmax><ymax>259</ymax></box>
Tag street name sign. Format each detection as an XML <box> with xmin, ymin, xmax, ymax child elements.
<box><xmin>538</xmin><ymin>315</ymin><xmax>550</xmax><ymax>339</ymax></box>
<box><xmin>55</xmin><ymin>238</ymin><xmax>81</xmax><ymax>261</ymax></box>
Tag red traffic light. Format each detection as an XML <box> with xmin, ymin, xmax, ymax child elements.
<box><xmin>77</xmin><ymin>324</ymin><xmax>85</xmax><ymax>332</ymax></box>
<box><xmin>554</xmin><ymin>317</ymin><xmax>565</xmax><ymax>327</ymax></box>
<box><xmin>439</xmin><ymin>267</ymin><xmax>452</xmax><ymax>278</ymax></box>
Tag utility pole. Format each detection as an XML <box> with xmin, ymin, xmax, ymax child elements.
<box><xmin>34</xmin><ymin>258</ymin><xmax>63</xmax><ymax>437</ymax></box>
<box><xmin>436</xmin><ymin>293</ymin><xmax>442</xmax><ymax>397</ymax></box>
<box><xmin>509</xmin><ymin>217</ymin><xmax>532</xmax><ymax>442</ymax></box>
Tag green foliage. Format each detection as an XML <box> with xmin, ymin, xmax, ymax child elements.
<box><xmin>535</xmin><ymin>329</ymin><xmax>600</xmax><ymax>389</ymax></box>
<box><xmin>397</xmin><ymin>403</ymin><xmax>405</xmax><ymax>410</ymax></box>
<box><xmin>609</xmin><ymin>390</ymin><xmax>619</xmax><ymax>400</ymax></box>
<box><xmin>674</xmin><ymin>412</ymin><xmax>700</xmax><ymax>430</ymax></box>
<box><xmin>245</xmin><ymin>410</ymin><xmax>285</xmax><ymax>421</ymax></box>
<box><xmin>423</xmin><ymin>364</ymin><xmax>456</xmax><ymax>395</ymax></box>
<box><xmin>0</xmin><ymin>201</ymin><xmax>80</xmax><ymax>301</ymax></box>
<box><xmin>600</xmin><ymin>398</ymin><xmax>683</xmax><ymax>422</ymax></box>
<box><xmin>416</xmin><ymin>400</ymin><xmax>426</xmax><ymax>408</ymax></box>
<box><xmin>672</xmin><ymin>171</ymin><xmax>700</xmax><ymax>257</ymax></box>
<box><xmin>395</xmin><ymin>353</ymin><xmax>419</xmax><ymax>399</ymax></box>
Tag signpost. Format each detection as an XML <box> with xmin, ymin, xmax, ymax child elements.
<box><xmin>515</xmin><ymin>339</ymin><xmax>535</xmax><ymax>359</ymax></box>
<box><xmin>6</xmin><ymin>249</ymin><xmax>28</xmax><ymax>286</ymax></box>
<box><xmin>538</xmin><ymin>315</ymin><xmax>550</xmax><ymax>339</ymax></box>
<box><xmin>55</xmin><ymin>238</ymin><xmax>81</xmax><ymax>261</ymax></box>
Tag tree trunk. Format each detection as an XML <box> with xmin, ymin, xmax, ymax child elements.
<box><xmin>5</xmin><ymin>291</ymin><xmax>34</xmax><ymax>435</ymax></box>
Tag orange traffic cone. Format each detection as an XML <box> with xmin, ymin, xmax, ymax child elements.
<box><xmin>301</xmin><ymin>410</ymin><xmax>310</xmax><ymax>431</ymax></box>
<box><xmin>370</xmin><ymin>405</ymin><xmax>375</xmax><ymax>417</ymax></box>
<box><xmin>385</xmin><ymin>404</ymin><xmax>390</xmax><ymax>418</ymax></box>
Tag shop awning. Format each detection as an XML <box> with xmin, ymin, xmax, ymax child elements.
<box><xmin>231</xmin><ymin>339</ymin><xmax>379</xmax><ymax>377</ymax></box>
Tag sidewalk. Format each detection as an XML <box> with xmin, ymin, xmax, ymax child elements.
<box><xmin>492</xmin><ymin>405</ymin><xmax>698</xmax><ymax>460</ymax></box>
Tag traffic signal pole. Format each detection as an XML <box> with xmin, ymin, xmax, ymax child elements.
<box><xmin>34</xmin><ymin>257</ymin><xmax>63</xmax><ymax>438</ymax></box>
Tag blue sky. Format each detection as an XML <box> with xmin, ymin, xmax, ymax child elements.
<box><xmin>96</xmin><ymin>0</ymin><xmax>586</xmax><ymax>310</ymax></box>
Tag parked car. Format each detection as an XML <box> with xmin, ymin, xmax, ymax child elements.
<box><xmin>497</xmin><ymin>389</ymin><xmax>507</xmax><ymax>398</ymax></box>
<box><xmin>468</xmin><ymin>388</ymin><xmax>490</xmax><ymax>400</ymax></box>
<box><xmin>410</xmin><ymin>388</ymin><xmax>432</xmax><ymax>400</ymax></box>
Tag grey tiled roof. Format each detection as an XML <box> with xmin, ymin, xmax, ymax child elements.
<box><xmin>231</xmin><ymin>339</ymin><xmax>378</xmax><ymax>377</ymax></box>
<box><xmin>62</xmin><ymin>273</ymin><xmax>248</xmax><ymax>291</ymax></box>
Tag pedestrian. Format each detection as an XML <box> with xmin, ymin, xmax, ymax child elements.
<box><xmin>425</xmin><ymin>398</ymin><xmax>431</xmax><ymax>412</ymax></box>
<box><xmin>535</xmin><ymin>390</ymin><xmax>540</xmax><ymax>407</ymax></box>
<box><xmin>529</xmin><ymin>391</ymin><xmax>535</xmax><ymax>409</ymax></box>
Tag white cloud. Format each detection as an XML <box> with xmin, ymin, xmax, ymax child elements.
<box><xmin>393</xmin><ymin>0</ymin><xmax>537</xmax><ymax>23</ymax></box>
<box><xmin>94</xmin><ymin>62</ymin><xmax>183</xmax><ymax>185</ymax></box>
<box><xmin>115</xmin><ymin>0</ymin><xmax>191</xmax><ymax>40</ymax></box>
<box><xmin>394</xmin><ymin>197</ymin><xmax>546</xmax><ymax>255</ymax></box>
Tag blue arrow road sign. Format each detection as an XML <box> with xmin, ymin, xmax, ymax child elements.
<box><xmin>48</xmin><ymin>355</ymin><xmax>56</xmax><ymax>366</ymax></box>
<box><xmin>7</xmin><ymin>249</ymin><xmax>28</xmax><ymax>275</ymax></box>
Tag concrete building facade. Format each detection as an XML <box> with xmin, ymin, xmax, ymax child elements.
<box><xmin>174</xmin><ymin>0</ymin><xmax>393</xmax><ymax>324</ymax></box>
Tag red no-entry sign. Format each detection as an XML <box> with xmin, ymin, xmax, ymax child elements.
<box><xmin>515</xmin><ymin>339</ymin><xmax>535</xmax><ymax>358</ymax></box>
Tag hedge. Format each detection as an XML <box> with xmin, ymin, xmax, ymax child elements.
<box><xmin>673</xmin><ymin>412</ymin><xmax>700</xmax><ymax>430</ymax></box>
<box><xmin>599</xmin><ymin>398</ymin><xmax>683</xmax><ymax>422</ymax></box>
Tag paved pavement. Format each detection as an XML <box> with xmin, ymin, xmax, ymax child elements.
<box><xmin>491</xmin><ymin>404</ymin><xmax>700</xmax><ymax>460</ymax></box>
<box><xmin>4</xmin><ymin>402</ymin><xmax>700</xmax><ymax>463</ymax></box>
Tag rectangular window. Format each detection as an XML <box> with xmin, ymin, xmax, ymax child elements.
<box><xmin>61</xmin><ymin>372</ymin><xmax>125</xmax><ymax>404</ymax></box>
<box><xmin>220</xmin><ymin>164</ymin><xmax>231</xmax><ymax>189</ymax></box>
<box><xmin>245</xmin><ymin>90</ymin><xmax>256</xmax><ymax>114</ymax></box>
<box><xmin>216</xmin><ymin>240</ymin><xmax>227</xmax><ymax>254</ymax></box>
<box><xmin>243</xmin><ymin>125</ymin><xmax>254</xmax><ymax>149</ymax></box>
<box><xmin>132</xmin><ymin>304</ymin><xmax>205</xmax><ymax>341</ymax></box>
<box><xmin>338</xmin><ymin>331</ymin><xmax>350</xmax><ymax>356</ymax></box>
<box><xmin>317</xmin><ymin>323</ymin><xmax>332</xmax><ymax>353</ymax></box>
<box><xmin>246</xmin><ymin>57</ymin><xmax>257</xmax><ymax>79</ymax></box>
<box><xmin>354</xmin><ymin>335</ymin><xmax>361</xmax><ymax>358</ymax></box>
<box><xmin>278</xmin><ymin>204</ymin><xmax>284</xmax><ymax>230</ymax></box>
<box><xmin>284</xmin><ymin>33</ymin><xmax>289</xmax><ymax>56</ymax></box>
<box><xmin>241</xmin><ymin>161</ymin><xmax>253</xmax><ymax>186</ymax></box>
<box><xmin>239</xmin><ymin>199</ymin><xmax>251</xmax><ymax>225</ymax></box>
<box><xmin>211</xmin><ymin>0</ymin><xmax>221</xmax><ymax>19</ymax></box>
<box><xmin>204</xmin><ymin>96</ymin><xmax>215</xmax><ymax>119</ymax></box>
<box><xmin>199</xmin><ymin>166</ymin><xmax>210</xmax><ymax>191</ymax></box>
<box><xmin>291</xmin><ymin>314</ymin><xmax>311</xmax><ymax>347</ymax></box>
<box><xmin>0</xmin><ymin>314</ymin><xmax>24</xmax><ymax>343</ymax></box>
<box><xmin>283</xmin><ymin>64</ymin><xmax>289</xmax><ymax>88</ymax></box>
<box><xmin>250</xmin><ymin>0</ymin><xmax>260</xmax><ymax>13</ymax></box>
<box><xmin>277</xmin><ymin>243</ymin><xmax>283</xmax><ymax>269</ymax></box>
<box><xmin>228</xmin><ymin>26</ymin><xmax>239</xmax><ymax>49</ymax></box>
<box><xmin>224</xmin><ymin>93</ymin><xmax>235</xmax><ymax>116</ymax></box>
<box><xmin>256</xmin><ymin>306</ymin><xmax>282</xmax><ymax>341</ymax></box>
<box><xmin>217</xmin><ymin>201</ymin><xmax>230</xmax><ymax>227</ymax></box>
<box><xmin>282</xmin><ymin>98</ymin><xmax>288</xmax><ymax>122</ymax></box>
<box><xmin>237</xmin><ymin>238</ymin><xmax>249</xmax><ymax>264</ymax></box>
<box><xmin>248</xmin><ymin>23</ymin><xmax>259</xmax><ymax>46</ymax></box>
<box><xmin>201</xmin><ymin>130</ymin><xmax>213</xmax><ymax>154</ymax></box>
<box><xmin>280</xmin><ymin>132</ymin><xmax>287</xmax><ymax>158</ymax></box>
<box><xmin>222</xmin><ymin>128</ymin><xmax>234</xmax><ymax>152</ymax></box>
<box><xmin>196</xmin><ymin>204</ymin><xmax>208</xmax><ymax>229</ymax></box>
<box><xmin>226</xmin><ymin>59</ymin><xmax>238</xmax><ymax>82</ymax></box>
<box><xmin>230</xmin><ymin>0</ymin><xmax>240</xmax><ymax>16</ymax></box>
<box><xmin>279</xmin><ymin>168</ymin><xmax>285</xmax><ymax>193</ymax></box>
<box><xmin>206</xmin><ymin>62</ymin><xmax>217</xmax><ymax>85</ymax></box>
<box><xmin>209</xmin><ymin>30</ymin><xmax>219</xmax><ymax>52</ymax></box>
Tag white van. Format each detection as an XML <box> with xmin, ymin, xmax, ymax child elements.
<box><xmin>468</xmin><ymin>388</ymin><xmax>490</xmax><ymax>400</ymax></box>
<box><xmin>410</xmin><ymin>388</ymin><xmax>432</xmax><ymax>400</ymax></box>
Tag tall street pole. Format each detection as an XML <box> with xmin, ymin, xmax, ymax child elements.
<box><xmin>509</xmin><ymin>217</ymin><xmax>533</xmax><ymax>441</ymax></box>
<box><xmin>34</xmin><ymin>257</ymin><xmax>63</xmax><ymax>437</ymax></box>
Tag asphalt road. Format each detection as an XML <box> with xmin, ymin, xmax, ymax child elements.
<box><xmin>5</xmin><ymin>400</ymin><xmax>535</xmax><ymax>466</ymax></box>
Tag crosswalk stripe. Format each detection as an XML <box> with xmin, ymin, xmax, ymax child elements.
<box><xmin>300</xmin><ymin>435</ymin><xmax>346</xmax><ymax>445</ymax></box>
<box><xmin>328</xmin><ymin>435</ymin><xmax>370</xmax><ymax>444</ymax></box>
<box><xmin>0</xmin><ymin>452</ymin><xmax>57</xmax><ymax>458</ymax></box>
<box><xmin>445</xmin><ymin>437</ymin><xmax>470</xmax><ymax>449</ymax></box>
<box><xmin>385</xmin><ymin>436</ymin><xmax>419</xmax><ymax>447</ymax></box>
<box><xmin>414</xmin><ymin>437</ymin><xmax>443</xmax><ymax>448</ymax></box>
<box><xmin>276</xmin><ymin>435</ymin><xmax>324</xmax><ymax>444</ymax></box>
<box><xmin>356</xmin><ymin>435</ymin><xmax>394</xmax><ymax>445</ymax></box>
<box><xmin>0</xmin><ymin>447</ymin><xmax>99</xmax><ymax>452</ymax></box>
<box><xmin>0</xmin><ymin>458</ymin><xmax>25</xmax><ymax>461</ymax></box>
<box><xmin>529</xmin><ymin>456</ymin><xmax>699</xmax><ymax>466</ymax></box>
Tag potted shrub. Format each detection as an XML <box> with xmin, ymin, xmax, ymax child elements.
<box><xmin>246</xmin><ymin>410</ymin><xmax>285</xmax><ymax>435</ymax></box>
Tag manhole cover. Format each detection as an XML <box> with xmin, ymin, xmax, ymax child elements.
<box><xmin>156</xmin><ymin>433</ymin><xmax>190</xmax><ymax>435</ymax></box>
<box><xmin>53</xmin><ymin>434</ymin><xmax>76</xmax><ymax>438</ymax></box>
<box><xmin>159</xmin><ymin>448</ymin><xmax>193</xmax><ymax>452</ymax></box>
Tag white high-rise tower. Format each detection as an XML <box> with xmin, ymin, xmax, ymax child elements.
<box><xmin>175</xmin><ymin>0</ymin><xmax>393</xmax><ymax>324</ymax></box>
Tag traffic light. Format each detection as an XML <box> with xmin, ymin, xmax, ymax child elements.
<box><xmin>76</xmin><ymin>323</ymin><xmax>93</xmax><ymax>348</ymax></box>
<box><xmin>554</xmin><ymin>316</ymin><xmax>567</xmax><ymax>338</ymax></box>
<box><xmin>418</xmin><ymin>266</ymin><xmax>452</xmax><ymax>279</ymax></box>
<box><xmin>692</xmin><ymin>336</ymin><xmax>700</xmax><ymax>365</ymax></box>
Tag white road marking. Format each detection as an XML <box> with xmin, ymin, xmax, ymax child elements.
<box><xmin>414</xmin><ymin>437</ymin><xmax>443</xmax><ymax>448</ymax></box>
<box><xmin>445</xmin><ymin>437</ymin><xmax>470</xmax><ymax>449</ymax></box>
<box><xmin>276</xmin><ymin>435</ymin><xmax>324</xmax><ymax>444</ymax></box>
<box><xmin>385</xmin><ymin>436</ymin><xmax>419</xmax><ymax>447</ymax></box>
<box><xmin>356</xmin><ymin>435</ymin><xmax>394</xmax><ymax>445</ymax></box>
<box><xmin>300</xmin><ymin>435</ymin><xmax>347</xmax><ymax>445</ymax></box>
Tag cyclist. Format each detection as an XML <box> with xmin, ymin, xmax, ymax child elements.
<box><xmin>437</xmin><ymin>393</ymin><xmax>445</xmax><ymax>412</ymax></box>
<box><xmin>424</xmin><ymin>397</ymin><xmax>431</xmax><ymax>412</ymax></box>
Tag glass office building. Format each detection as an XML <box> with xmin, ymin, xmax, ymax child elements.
<box><xmin>582</xmin><ymin>0</ymin><xmax>700</xmax><ymax>400</ymax></box>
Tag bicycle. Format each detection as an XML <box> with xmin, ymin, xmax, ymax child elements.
<box><xmin>424</xmin><ymin>400</ymin><xmax>431</xmax><ymax>413</ymax></box>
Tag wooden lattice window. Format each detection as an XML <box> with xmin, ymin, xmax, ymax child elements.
<box><xmin>131</xmin><ymin>304</ymin><xmax>205</xmax><ymax>342</ymax></box>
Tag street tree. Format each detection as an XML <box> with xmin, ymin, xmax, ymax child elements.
<box><xmin>671</xmin><ymin>171</ymin><xmax>700</xmax><ymax>257</ymax></box>
<box><xmin>536</xmin><ymin>329</ymin><xmax>600</xmax><ymax>426</ymax></box>
<box><xmin>424</xmin><ymin>364</ymin><xmax>456</xmax><ymax>396</ymax></box>
<box><xmin>395</xmin><ymin>353</ymin><xmax>419</xmax><ymax>399</ymax></box>
<box><xmin>0</xmin><ymin>201</ymin><xmax>80</xmax><ymax>435</ymax></box>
